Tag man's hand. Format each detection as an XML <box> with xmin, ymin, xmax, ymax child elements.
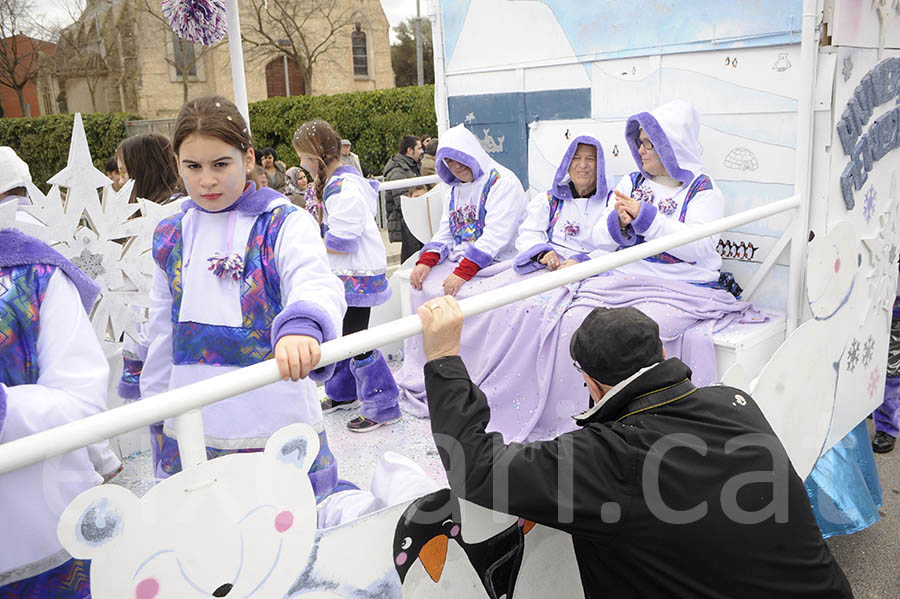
<box><xmin>417</xmin><ymin>296</ymin><xmax>464</xmax><ymax>361</ymax></box>
<box><xmin>442</xmin><ymin>273</ymin><xmax>466</xmax><ymax>296</ymax></box>
<box><xmin>274</xmin><ymin>335</ymin><xmax>321</xmax><ymax>381</ymax></box>
<box><xmin>539</xmin><ymin>250</ymin><xmax>562</xmax><ymax>271</ymax></box>
<box><xmin>410</xmin><ymin>264</ymin><xmax>432</xmax><ymax>290</ymax></box>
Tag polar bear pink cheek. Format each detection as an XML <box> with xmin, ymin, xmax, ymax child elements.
<box><xmin>275</xmin><ymin>510</ymin><xmax>294</xmax><ymax>533</ymax></box>
<box><xmin>395</xmin><ymin>552</ymin><xmax>408</xmax><ymax>566</ymax></box>
<box><xmin>136</xmin><ymin>578</ymin><xmax>159</xmax><ymax>599</ymax></box>
<box><xmin>834</xmin><ymin>258</ymin><xmax>840</xmax><ymax>273</ymax></box>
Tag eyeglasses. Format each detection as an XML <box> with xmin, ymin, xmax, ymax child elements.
<box><xmin>573</xmin><ymin>360</ymin><xmax>587</xmax><ymax>375</ymax></box>
<box><xmin>635</xmin><ymin>138</ymin><xmax>655</xmax><ymax>151</ymax></box>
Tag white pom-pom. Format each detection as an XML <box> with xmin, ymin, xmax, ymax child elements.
<box><xmin>161</xmin><ymin>0</ymin><xmax>227</xmax><ymax>47</ymax></box>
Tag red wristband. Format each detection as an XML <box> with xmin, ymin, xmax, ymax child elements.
<box><xmin>416</xmin><ymin>251</ymin><xmax>440</xmax><ymax>267</ymax></box>
<box><xmin>452</xmin><ymin>258</ymin><xmax>481</xmax><ymax>281</ymax></box>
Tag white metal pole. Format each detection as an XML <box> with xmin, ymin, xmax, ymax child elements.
<box><xmin>174</xmin><ymin>410</ymin><xmax>208</xmax><ymax>470</ymax></box>
<box><xmin>428</xmin><ymin>0</ymin><xmax>450</xmax><ymax>134</ymax></box>
<box><xmin>379</xmin><ymin>174</ymin><xmax>440</xmax><ymax>191</ymax></box>
<box><xmin>786</xmin><ymin>0</ymin><xmax>820</xmax><ymax>333</ymax></box>
<box><xmin>416</xmin><ymin>0</ymin><xmax>425</xmax><ymax>86</ymax></box>
<box><xmin>225</xmin><ymin>0</ymin><xmax>251</xmax><ymax>132</ymax></box>
<box><xmin>0</xmin><ymin>195</ymin><xmax>799</xmax><ymax>476</ymax></box>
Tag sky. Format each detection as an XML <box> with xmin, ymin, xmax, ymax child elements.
<box><xmin>29</xmin><ymin>0</ymin><xmax>420</xmax><ymax>42</ymax></box>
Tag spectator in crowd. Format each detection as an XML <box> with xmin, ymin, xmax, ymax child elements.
<box><xmin>105</xmin><ymin>155</ymin><xmax>123</xmax><ymax>191</ymax></box>
<box><xmin>420</xmin><ymin>137</ymin><xmax>438</xmax><ymax>184</ymax></box>
<box><xmin>383</xmin><ymin>135</ymin><xmax>424</xmax><ymax>261</ymax></box>
<box><xmin>116</xmin><ymin>133</ymin><xmax>181</xmax><ymax>204</ymax></box>
<box><xmin>340</xmin><ymin>139</ymin><xmax>364</xmax><ymax>175</ymax></box>
<box><xmin>251</xmin><ymin>164</ymin><xmax>269</xmax><ymax>189</ymax></box>
<box><xmin>259</xmin><ymin>146</ymin><xmax>286</xmax><ymax>192</ymax></box>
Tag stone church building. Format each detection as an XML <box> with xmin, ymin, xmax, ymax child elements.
<box><xmin>48</xmin><ymin>0</ymin><xmax>394</xmax><ymax>118</ymax></box>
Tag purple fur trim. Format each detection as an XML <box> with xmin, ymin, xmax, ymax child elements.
<box><xmin>514</xmin><ymin>243</ymin><xmax>553</xmax><ymax>274</ymax></box>
<box><xmin>183</xmin><ymin>183</ymin><xmax>285</xmax><ymax>215</ymax></box>
<box><xmin>324</xmin><ymin>232</ymin><xmax>360</xmax><ymax>253</ymax></box>
<box><xmin>309</xmin><ymin>462</ymin><xmax>338</xmax><ymax>501</ymax></box>
<box><xmin>0</xmin><ymin>229</ymin><xmax>100</xmax><ymax>313</ymax></box>
<box><xmin>572</xmin><ymin>252</ymin><xmax>591</xmax><ymax>263</ymax></box>
<box><xmin>606</xmin><ymin>211</ymin><xmax>636</xmax><ymax>247</ymax></box>
<box><xmin>421</xmin><ymin>242</ymin><xmax>449</xmax><ymax>264</ymax></box>
<box><xmin>346</xmin><ymin>286</ymin><xmax>392</xmax><ymax>307</ymax></box>
<box><xmin>351</xmin><ymin>350</ymin><xmax>401</xmax><ymax>422</ymax></box>
<box><xmin>552</xmin><ymin>136</ymin><xmax>607</xmax><ymax>201</ymax></box>
<box><xmin>117</xmin><ymin>379</ymin><xmax>142</xmax><ymax>401</ymax></box>
<box><xmin>331</xmin><ymin>165</ymin><xmax>379</xmax><ymax>193</ymax></box>
<box><xmin>272</xmin><ymin>301</ymin><xmax>340</xmax><ymax>382</ymax></box>
<box><xmin>631</xmin><ymin>202</ymin><xmax>658</xmax><ymax>234</ymax></box>
<box><xmin>435</xmin><ymin>147</ymin><xmax>484</xmax><ymax>184</ymax></box>
<box><xmin>464</xmin><ymin>245</ymin><xmax>493</xmax><ymax>269</ymax></box>
<box><xmin>0</xmin><ymin>384</ymin><xmax>7</xmax><ymax>437</ymax></box>
<box><xmin>625</xmin><ymin>113</ymin><xmax>695</xmax><ymax>185</ymax></box>
<box><xmin>277</xmin><ymin>317</ymin><xmax>323</xmax><ymax>344</ymax></box>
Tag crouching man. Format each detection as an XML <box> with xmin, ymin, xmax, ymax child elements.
<box><xmin>419</xmin><ymin>298</ymin><xmax>852</xmax><ymax>598</ymax></box>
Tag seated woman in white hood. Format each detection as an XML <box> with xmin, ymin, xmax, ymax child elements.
<box><xmin>400</xmin><ymin>101</ymin><xmax>765</xmax><ymax>445</ymax></box>
<box><xmin>408</xmin><ymin>124</ymin><xmax>527</xmax><ymax>297</ymax></box>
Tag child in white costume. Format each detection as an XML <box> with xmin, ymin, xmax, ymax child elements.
<box><xmin>409</xmin><ymin>124</ymin><xmax>528</xmax><ymax>297</ymax></box>
<box><xmin>294</xmin><ymin>120</ymin><xmax>401</xmax><ymax>433</ymax></box>
<box><xmin>514</xmin><ymin>136</ymin><xmax>609</xmax><ymax>273</ymax></box>
<box><xmin>0</xmin><ymin>149</ymin><xmax>117</xmax><ymax>597</ymax></box>
<box><xmin>140</xmin><ymin>98</ymin><xmax>347</xmax><ymax>498</ymax></box>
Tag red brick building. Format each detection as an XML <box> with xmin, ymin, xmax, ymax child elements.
<box><xmin>0</xmin><ymin>35</ymin><xmax>55</xmax><ymax>118</ymax></box>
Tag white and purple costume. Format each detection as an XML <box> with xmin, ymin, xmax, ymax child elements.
<box><xmin>417</xmin><ymin>124</ymin><xmax>528</xmax><ymax>287</ymax></box>
<box><xmin>141</xmin><ymin>183</ymin><xmax>346</xmax><ymax>498</ymax></box>
<box><xmin>514</xmin><ymin>135</ymin><xmax>609</xmax><ymax>273</ymax></box>
<box><xmin>0</xmin><ymin>229</ymin><xmax>110</xmax><ymax>597</ymax></box>
<box><xmin>322</xmin><ymin>166</ymin><xmax>391</xmax><ymax>307</ymax></box>
<box><xmin>320</xmin><ymin>166</ymin><xmax>401</xmax><ymax>424</ymax></box>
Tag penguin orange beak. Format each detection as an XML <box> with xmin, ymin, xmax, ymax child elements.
<box><xmin>522</xmin><ymin>520</ymin><xmax>536</xmax><ymax>534</ymax></box>
<box><xmin>419</xmin><ymin>535</ymin><xmax>449</xmax><ymax>582</ymax></box>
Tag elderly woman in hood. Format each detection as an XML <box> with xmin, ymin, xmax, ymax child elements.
<box><xmin>409</xmin><ymin>124</ymin><xmax>528</xmax><ymax>297</ymax></box>
<box><xmin>399</xmin><ymin>102</ymin><xmax>765</xmax><ymax>446</ymax></box>
<box><xmin>514</xmin><ymin>136</ymin><xmax>608</xmax><ymax>273</ymax></box>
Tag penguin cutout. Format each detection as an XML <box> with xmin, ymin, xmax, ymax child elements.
<box><xmin>393</xmin><ymin>489</ymin><xmax>534</xmax><ymax>599</ymax></box>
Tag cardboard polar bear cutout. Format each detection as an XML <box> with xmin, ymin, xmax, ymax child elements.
<box><xmin>58</xmin><ymin>425</ymin><xmax>323</xmax><ymax>598</ymax></box>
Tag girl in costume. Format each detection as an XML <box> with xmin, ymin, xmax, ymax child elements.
<box><xmin>0</xmin><ymin>147</ymin><xmax>115</xmax><ymax>598</ymax></box>
<box><xmin>115</xmin><ymin>132</ymin><xmax>182</xmax><ymax>205</ymax></box>
<box><xmin>409</xmin><ymin>124</ymin><xmax>528</xmax><ymax>297</ymax></box>
<box><xmin>293</xmin><ymin>119</ymin><xmax>400</xmax><ymax>433</ymax></box>
<box><xmin>140</xmin><ymin>98</ymin><xmax>346</xmax><ymax>499</ymax></box>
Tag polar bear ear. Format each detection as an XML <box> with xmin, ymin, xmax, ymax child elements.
<box><xmin>265</xmin><ymin>423</ymin><xmax>320</xmax><ymax>474</ymax></box>
<box><xmin>57</xmin><ymin>484</ymin><xmax>140</xmax><ymax>560</ymax></box>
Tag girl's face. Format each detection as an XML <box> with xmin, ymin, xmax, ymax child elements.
<box><xmin>296</xmin><ymin>171</ymin><xmax>308</xmax><ymax>187</ymax></box>
<box><xmin>117</xmin><ymin>156</ymin><xmax>129</xmax><ymax>182</ymax></box>
<box><xmin>297</xmin><ymin>154</ymin><xmax>319</xmax><ymax>179</ymax></box>
<box><xmin>261</xmin><ymin>154</ymin><xmax>275</xmax><ymax>168</ymax></box>
<box><xmin>179</xmin><ymin>133</ymin><xmax>254</xmax><ymax>212</ymax></box>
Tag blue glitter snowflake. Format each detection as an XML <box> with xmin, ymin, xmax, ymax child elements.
<box><xmin>863</xmin><ymin>186</ymin><xmax>877</xmax><ymax>223</ymax></box>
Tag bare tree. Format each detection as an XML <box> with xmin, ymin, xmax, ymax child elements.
<box><xmin>130</xmin><ymin>0</ymin><xmax>218</xmax><ymax>103</ymax></box>
<box><xmin>0</xmin><ymin>0</ymin><xmax>48</xmax><ymax>116</ymax></box>
<box><xmin>52</xmin><ymin>18</ymin><xmax>107</xmax><ymax>111</ymax></box>
<box><xmin>241</xmin><ymin>0</ymin><xmax>357</xmax><ymax>94</ymax></box>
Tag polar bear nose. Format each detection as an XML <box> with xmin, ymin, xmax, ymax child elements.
<box><xmin>212</xmin><ymin>583</ymin><xmax>233</xmax><ymax>597</ymax></box>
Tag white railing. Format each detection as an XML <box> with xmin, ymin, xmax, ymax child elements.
<box><xmin>378</xmin><ymin>174</ymin><xmax>442</xmax><ymax>191</ymax></box>
<box><xmin>0</xmin><ymin>195</ymin><xmax>800</xmax><ymax>476</ymax></box>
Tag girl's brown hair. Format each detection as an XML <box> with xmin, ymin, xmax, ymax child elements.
<box><xmin>116</xmin><ymin>133</ymin><xmax>182</xmax><ymax>204</ymax></box>
<box><xmin>292</xmin><ymin>119</ymin><xmax>341</xmax><ymax>200</ymax></box>
<box><xmin>172</xmin><ymin>96</ymin><xmax>253</xmax><ymax>157</ymax></box>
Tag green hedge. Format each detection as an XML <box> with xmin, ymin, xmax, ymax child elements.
<box><xmin>0</xmin><ymin>112</ymin><xmax>139</xmax><ymax>190</ymax></box>
<box><xmin>249</xmin><ymin>85</ymin><xmax>438</xmax><ymax>177</ymax></box>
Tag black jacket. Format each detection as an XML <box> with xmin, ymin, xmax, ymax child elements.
<box><xmin>425</xmin><ymin>356</ymin><xmax>852</xmax><ymax>598</ymax></box>
<box><xmin>382</xmin><ymin>153</ymin><xmax>421</xmax><ymax>242</ymax></box>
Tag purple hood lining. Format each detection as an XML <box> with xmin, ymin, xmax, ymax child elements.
<box><xmin>435</xmin><ymin>147</ymin><xmax>485</xmax><ymax>185</ymax></box>
<box><xmin>0</xmin><ymin>228</ymin><xmax>100</xmax><ymax>313</ymax></box>
<box><xmin>332</xmin><ymin>165</ymin><xmax>380</xmax><ymax>193</ymax></box>
<box><xmin>552</xmin><ymin>136</ymin><xmax>607</xmax><ymax>201</ymax></box>
<box><xmin>183</xmin><ymin>182</ymin><xmax>287</xmax><ymax>216</ymax></box>
<box><xmin>625</xmin><ymin>113</ymin><xmax>695</xmax><ymax>185</ymax></box>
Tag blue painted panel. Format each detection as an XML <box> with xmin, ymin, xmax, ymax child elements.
<box><xmin>525</xmin><ymin>89</ymin><xmax>591</xmax><ymax>122</ymax></box>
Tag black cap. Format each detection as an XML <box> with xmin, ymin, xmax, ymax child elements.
<box><xmin>569</xmin><ymin>307</ymin><xmax>664</xmax><ymax>386</ymax></box>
